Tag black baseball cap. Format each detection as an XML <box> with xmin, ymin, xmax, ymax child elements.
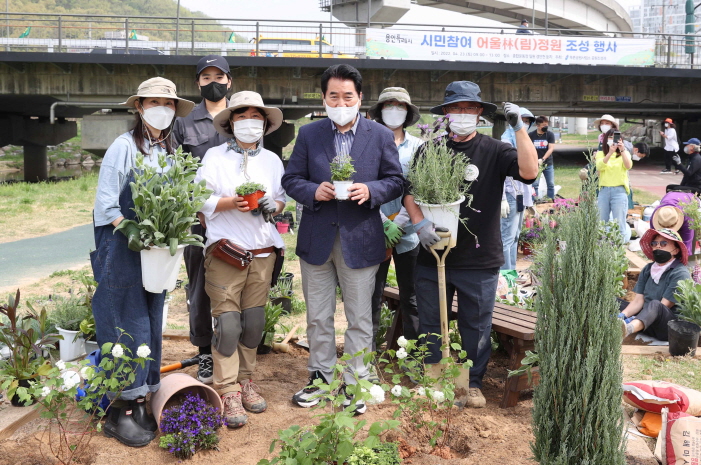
<box><xmin>196</xmin><ymin>55</ymin><xmax>230</xmax><ymax>77</ymax></box>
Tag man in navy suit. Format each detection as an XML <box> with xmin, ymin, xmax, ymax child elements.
<box><xmin>282</xmin><ymin>64</ymin><xmax>404</xmax><ymax>414</ymax></box>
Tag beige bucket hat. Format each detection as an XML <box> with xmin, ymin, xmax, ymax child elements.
<box><xmin>122</xmin><ymin>77</ymin><xmax>195</xmax><ymax>117</ymax></box>
<box><xmin>652</xmin><ymin>205</ymin><xmax>685</xmax><ymax>231</ymax></box>
<box><xmin>367</xmin><ymin>87</ymin><xmax>421</xmax><ymax>127</ymax></box>
<box><xmin>213</xmin><ymin>91</ymin><xmax>283</xmax><ymax>138</ymax></box>
<box><xmin>593</xmin><ymin>114</ymin><xmax>619</xmax><ymax>130</ymax></box>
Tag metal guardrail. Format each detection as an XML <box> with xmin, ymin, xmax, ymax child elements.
<box><xmin>0</xmin><ymin>12</ymin><xmax>699</xmax><ymax>68</ymax></box>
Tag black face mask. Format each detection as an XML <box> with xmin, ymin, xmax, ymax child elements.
<box><xmin>200</xmin><ymin>81</ymin><xmax>228</xmax><ymax>102</ymax></box>
<box><xmin>541</xmin><ymin>125</ymin><xmax>549</xmax><ymax>132</ymax></box>
<box><xmin>652</xmin><ymin>249</ymin><xmax>673</xmax><ymax>264</ymax></box>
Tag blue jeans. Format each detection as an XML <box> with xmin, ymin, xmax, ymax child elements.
<box><xmin>536</xmin><ymin>164</ymin><xmax>555</xmax><ymax>200</ymax></box>
<box><xmin>500</xmin><ymin>193</ymin><xmax>525</xmax><ymax>270</ymax></box>
<box><xmin>415</xmin><ymin>265</ymin><xmax>499</xmax><ymax>389</ymax></box>
<box><xmin>598</xmin><ymin>185</ymin><xmax>629</xmax><ymax>243</ymax></box>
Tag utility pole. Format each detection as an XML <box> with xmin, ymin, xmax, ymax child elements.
<box><xmin>5</xmin><ymin>0</ymin><xmax>8</xmax><ymax>39</ymax></box>
<box><xmin>330</xmin><ymin>0</ymin><xmax>333</xmax><ymax>43</ymax></box>
<box><xmin>545</xmin><ymin>0</ymin><xmax>549</xmax><ymax>35</ymax></box>
<box><xmin>175</xmin><ymin>0</ymin><xmax>181</xmax><ymax>55</ymax></box>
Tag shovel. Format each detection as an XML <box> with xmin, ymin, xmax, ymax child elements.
<box><xmin>160</xmin><ymin>356</ymin><xmax>200</xmax><ymax>374</ymax></box>
<box><xmin>425</xmin><ymin>229</ymin><xmax>471</xmax><ymax>408</ymax></box>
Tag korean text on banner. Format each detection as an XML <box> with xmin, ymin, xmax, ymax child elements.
<box><xmin>365</xmin><ymin>29</ymin><xmax>655</xmax><ymax>66</ymax></box>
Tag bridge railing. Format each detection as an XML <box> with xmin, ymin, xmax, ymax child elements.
<box><xmin>0</xmin><ymin>12</ymin><xmax>699</xmax><ymax>68</ymax></box>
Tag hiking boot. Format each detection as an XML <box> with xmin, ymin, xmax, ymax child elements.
<box><xmin>341</xmin><ymin>385</ymin><xmax>367</xmax><ymax>415</ymax></box>
<box><xmin>222</xmin><ymin>391</ymin><xmax>248</xmax><ymax>428</ymax></box>
<box><xmin>131</xmin><ymin>397</ymin><xmax>158</xmax><ymax>432</ymax></box>
<box><xmin>292</xmin><ymin>370</ymin><xmax>329</xmax><ymax>408</ymax></box>
<box><xmin>465</xmin><ymin>388</ymin><xmax>486</xmax><ymax>408</ymax></box>
<box><xmin>241</xmin><ymin>379</ymin><xmax>267</xmax><ymax>413</ymax></box>
<box><xmin>104</xmin><ymin>403</ymin><xmax>155</xmax><ymax>447</ymax></box>
<box><xmin>197</xmin><ymin>353</ymin><xmax>213</xmax><ymax>385</ymax></box>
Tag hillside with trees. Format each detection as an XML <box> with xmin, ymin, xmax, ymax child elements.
<box><xmin>5</xmin><ymin>0</ymin><xmax>246</xmax><ymax>43</ymax></box>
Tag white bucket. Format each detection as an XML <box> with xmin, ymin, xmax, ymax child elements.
<box><xmin>57</xmin><ymin>327</ymin><xmax>86</xmax><ymax>362</ymax></box>
<box><xmin>140</xmin><ymin>245</ymin><xmax>186</xmax><ymax>294</ymax></box>
<box><xmin>333</xmin><ymin>181</ymin><xmax>353</xmax><ymax>200</ymax></box>
<box><xmin>416</xmin><ymin>196</ymin><xmax>465</xmax><ymax>249</ymax></box>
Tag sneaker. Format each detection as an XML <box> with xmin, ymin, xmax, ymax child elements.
<box><xmin>197</xmin><ymin>354</ymin><xmax>213</xmax><ymax>384</ymax></box>
<box><xmin>660</xmin><ymin>169</ymin><xmax>672</xmax><ymax>174</ymax></box>
<box><xmin>676</xmin><ymin>170</ymin><xmax>681</xmax><ymax>175</ymax></box>
<box><xmin>222</xmin><ymin>391</ymin><xmax>248</xmax><ymax>428</ymax></box>
<box><xmin>292</xmin><ymin>371</ymin><xmax>329</xmax><ymax>408</ymax></box>
<box><xmin>341</xmin><ymin>385</ymin><xmax>367</xmax><ymax>415</ymax></box>
<box><xmin>241</xmin><ymin>379</ymin><xmax>267</xmax><ymax>413</ymax></box>
<box><xmin>621</xmin><ymin>319</ymin><xmax>635</xmax><ymax>339</ymax></box>
<box><xmin>465</xmin><ymin>388</ymin><xmax>486</xmax><ymax>408</ymax></box>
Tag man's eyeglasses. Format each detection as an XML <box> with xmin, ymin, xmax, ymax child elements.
<box><xmin>444</xmin><ymin>106</ymin><xmax>481</xmax><ymax>114</ymax></box>
<box><xmin>650</xmin><ymin>240</ymin><xmax>669</xmax><ymax>247</ymax></box>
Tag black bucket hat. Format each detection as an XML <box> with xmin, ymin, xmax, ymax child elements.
<box><xmin>430</xmin><ymin>81</ymin><xmax>498</xmax><ymax>116</ymax></box>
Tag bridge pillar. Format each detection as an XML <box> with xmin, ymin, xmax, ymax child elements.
<box><xmin>492</xmin><ymin>118</ymin><xmax>507</xmax><ymax>141</ymax></box>
<box><xmin>23</xmin><ymin>144</ymin><xmax>49</xmax><ymax>183</ymax></box>
<box><xmin>331</xmin><ymin>0</ymin><xmax>411</xmax><ymax>26</ymax></box>
<box><xmin>263</xmin><ymin>121</ymin><xmax>296</xmax><ymax>159</ymax></box>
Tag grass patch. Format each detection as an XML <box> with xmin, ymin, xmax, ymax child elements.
<box><xmin>626</xmin><ymin>355</ymin><xmax>701</xmax><ymax>390</ymax></box>
<box><xmin>0</xmin><ymin>173</ymin><xmax>98</xmax><ymax>243</ymax></box>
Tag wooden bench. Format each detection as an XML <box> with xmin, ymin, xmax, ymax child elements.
<box><xmin>381</xmin><ymin>286</ymin><xmax>538</xmax><ymax>408</ymax></box>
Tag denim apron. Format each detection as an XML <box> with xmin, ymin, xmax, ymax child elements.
<box><xmin>90</xmin><ymin>170</ymin><xmax>165</xmax><ymax>400</ymax></box>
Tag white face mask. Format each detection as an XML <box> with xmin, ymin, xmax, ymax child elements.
<box><xmin>381</xmin><ymin>107</ymin><xmax>408</xmax><ymax>129</ymax></box>
<box><xmin>325</xmin><ymin>101</ymin><xmax>358</xmax><ymax>127</ymax></box>
<box><xmin>665</xmin><ymin>123</ymin><xmax>670</xmax><ymax>128</ymax></box>
<box><xmin>233</xmin><ymin>119</ymin><xmax>265</xmax><ymax>144</ymax></box>
<box><xmin>449</xmin><ymin>114</ymin><xmax>478</xmax><ymax>136</ymax></box>
<box><xmin>600</xmin><ymin>124</ymin><xmax>611</xmax><ymax>133</ymax></box>
<box><xmin>140</xmin><ymin>106</ymin><xmax>175</xmax><ymax>130</ymax></box>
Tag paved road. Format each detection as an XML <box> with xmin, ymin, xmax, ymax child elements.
<box><xmin>0</xmin><ymin>223</ymin><xmax>94</xmax><ymax>292</ymax></box>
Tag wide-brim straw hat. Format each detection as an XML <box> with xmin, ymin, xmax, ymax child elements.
<box><xmin>212</xmin><ymin>91</ymin><xmax>283</xmax><ymax>138</ymax></box>
<box><xmin>593</xmin><ymin>114</ymin><xmax>619</xmax><ymax>130</ymax></box>
<box><xmin>652</xmin><ymin>206</ymin><xmax>685</xmax><ymax>231</ymax></box>
<box><xmin>367</xmin><ymin>87</ymin><xmax>421</xmax><ymax>127</ymax></box>
<box><xmin>641</xmin><ymin>228</ymin><xmax>688</xmax><ymax>266</ymax></box>
<box><xmin>429</xmin><ymin>81</ymin><xmax>497</xmax><ymax>116</ymax></box>
<box><xmin>122</xmin><ymin>77</ymin><xmax>195</xmax><ymax>118</ymax></box>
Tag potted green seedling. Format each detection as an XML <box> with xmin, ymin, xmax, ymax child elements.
<box><xmin>330</xmin><ymin>153</ymin><xmax>356</xmax><ymax>200</ymax></box>
<box><xmin>269</xmin><ymin>279</ymin><xmax>293</xmax><ymax>314</ymax></box>
<box><xmin>49</xmin><ymin>295</ymin><xmax>90</xmax><ymax>361</ymax></box>
<box><xmin>236</xmin><ymin>182</ymin><xmax>266</xmax><ymax>210</ymax></box>
<box><xmin>116</xmin><ymin>148</ymin><xmax>211</xmax><ymax>293</ymax></box>
<box><xmin>672</xmin><ymin>279</ymin><xmax>701</xmax><ymax>356</ymax></box>
<box><xmin>258</xmin><ymin>302</ymin><xmax>284</xmax><ymax>354</ymax></box>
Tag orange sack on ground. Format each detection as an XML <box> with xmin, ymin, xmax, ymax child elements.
<box><xmin>638</xmin><ymin>412</ymin><xmax>662</xmax><ymax>437</ymax></box>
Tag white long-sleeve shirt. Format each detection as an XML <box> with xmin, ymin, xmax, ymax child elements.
<box><xmin>665</xmin><ymin>128</ymin><xmax>679</xmax><ymax>152</ymax></box>
<box><xmin>195</xmin><ymin>142</ymin><xmax>285</xmax><ymax>255</ymax></box>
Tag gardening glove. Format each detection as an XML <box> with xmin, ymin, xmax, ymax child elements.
<box><xmin>504</xmin><ymin>102</ymin><xmax>523</xmax><ymax>132</ymax></box>
<box><xmin>383</xmin><ymin>219</ymin><xmax>404</xmax><ymax>249</ymax></box>
<box><xmin>117</xmin><ymin>221</ymin><xmax>145</xmax><ymax>252</ymax></box>
<box><xmin>414</xmin><ymin>219</ymin><xmax>441</xmax><ymax>250</ymax></box>
<box><xmin>257</xmin><ymin>195</ymin><xmax>277</xmax><ymax>214</ymax></box>
<box><xmin>672</xmin><ymin>155</ymin><xmax>682</xmax><ymax>166</ymax></box>
<box><xmin>501</xmin><ymin>199</ymin><xmax>510</xmax><ymax>218</ymax></box>
<box><xmin>263</xmin><ymin>210</ymin><xmax>277</xmax><ymax>224</ymax></box>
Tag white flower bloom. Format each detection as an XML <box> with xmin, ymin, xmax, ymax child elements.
<box><xmin>55</xmin><ymin>360</ymin><xmax>66</xmax><ymax>371</ymax></box>
<box><xmin>391</xmin><ymin>385</ymin><xmax>403</xmax><ymax>397</ymax></box>
<box><xmin>432</xmin><ymin>390</ymin><xmax>446</xmax><ymax>403</ymax></box>
<box><xmin>136</xmin><ymin>345</ymin><xmax>151</xmax><ymax>358</ymax></box>
<box><xmin>41</xmin><ymin>386</ymin><xmax>51</xmax><ymax>397</ymax></box>
<box><xmin>417</xmin><ymin>387</ymin><xmax>426</xmax><ymax>396</ymax></box>
<box><xmin>367</xmin><ymin>385</ymin><xmax>385</xmax><ymax>405</ymax></box>
<box><xmin>61</xmin><ymin>371</ymin><xmax>81</xmax><ymax>390</ymax></box>
<box><xmin>396</xmin><ymin>348</ymin><xmax>408</xmax><ymax>360</ymax></box>
<box><xmin>397</xmin><ymin>336</ymin><xmax>408</xmax><ymax>348</ymax></box>
<box><xmin>111</xmin><ymin>344</ymin><xmax>124</xmax><ymax>358</ymax></box>
<box><xmin>80</xmin><ymin>366</ymin><xmax>94</xmax><ymax>380</ymax></box>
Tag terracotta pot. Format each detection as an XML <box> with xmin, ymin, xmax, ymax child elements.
<box><xmin>242</xmin><ymin>190</ymin><xmax>265</xmax><ymax>210</ymax></box>
<box><xmin>150</xmin><ymin>373</ymin><xmax>222</xmax><ymax>428</ymax></box>
<box><xmin>521</xmin><ymin>242</ymin><xmax>533</xmax><ymax>256</ymax></box>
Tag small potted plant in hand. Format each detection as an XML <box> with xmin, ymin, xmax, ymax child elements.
<box><xmin>236</xmin><ymin>182</ymin><xmax>267</xmax><ymax>210</ymax></box>
<box><xmin>330</xmin><ymin>153</ymin><xmax>356</xmax><ymax>200</ymax></box>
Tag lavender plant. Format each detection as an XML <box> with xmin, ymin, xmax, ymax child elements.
<box><xmin>330</xmin><ymin>153</ymin><xmax>356</xmax><ymax>181</ymax></box>
<box><xmin>159</xmin><ymin>392</ymin><xmax>226</xmax><ymax>460</ymax></box>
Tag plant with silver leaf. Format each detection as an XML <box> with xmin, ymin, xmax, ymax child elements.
<box><xmin>330</xmin><ymin>153</ymin><xmax>356</xmax><ymax>181</ymax></box>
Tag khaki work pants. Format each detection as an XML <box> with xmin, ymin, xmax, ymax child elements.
<box><xmin>204</xmin><ymin>250</ymin><xmax>275</xmax><ymax>396</ymax></box>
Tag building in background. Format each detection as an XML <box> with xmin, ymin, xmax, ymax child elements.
<box><xmin>629</xmin><ymin>0</ymin><xmax>688</xmax><ymax>34</ymax></box>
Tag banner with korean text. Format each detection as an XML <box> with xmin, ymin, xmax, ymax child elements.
<box><xmin>365</xmin><ymin>28</ymin><xmax>655</xmax><ymax>66</ymax></box>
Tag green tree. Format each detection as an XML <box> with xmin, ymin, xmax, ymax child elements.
<box><xmin>530</xmin><ymin>166</ymin><xmax>626</xmax><ymax>464</ymax></box>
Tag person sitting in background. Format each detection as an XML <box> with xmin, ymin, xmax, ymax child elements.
<box><xmin>620</xmin><ymin>228</ymin><xmax>690</xmax><ymax>341</ymax></box>
<box><xmin>669</xmin><ymin>138</ymin><xmax>701</xmax><ymax>193</ymax></box>
<box><xmin>650</xmin><ymin>202</ymin><xmax>693</xmax><ymax>254</ymax></box>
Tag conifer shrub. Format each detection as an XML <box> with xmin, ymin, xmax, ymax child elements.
<box><xmin>530</xmin><ymin>169</ymin><xmax>626</xmax><ymax>465</ymax></box>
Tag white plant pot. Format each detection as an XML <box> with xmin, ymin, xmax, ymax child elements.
<box><xmin>333</xmin><ymin>180</ymin><xmax>353</xmax><ymax>200</ymax></box>
<box><xmin>416</xmin><ymin>195</ymin><xmax>465</xmax><ymax>250</ymax></box>
<box><xmin>85</xmin><ymin>340</ymin><xmax>99</xmax><ymax>354</ymax></box>
<box><xmin>140</xmin><ymin>245</ymin><xmax>186</xmax><ymax>293</ymax></box>
<box><xmin>57</xmin><ymin>327</ymin><xmax>86</xmax><ymax>362</ymax></box>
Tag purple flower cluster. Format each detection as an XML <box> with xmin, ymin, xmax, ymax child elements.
<box><xmin>159</xmin><ymin>393</ymin><xmax>225</xmax><ymax>460</ymax></box>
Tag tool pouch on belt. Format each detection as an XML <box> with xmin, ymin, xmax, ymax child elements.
<box><xmin>211</xmin><ymin>239</ymin><xmax>254</xmax><ymax>270</ymax></box>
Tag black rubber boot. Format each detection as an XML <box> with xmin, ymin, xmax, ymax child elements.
<box><xmin>104</xmin><ymin>402</ymin><xmax>155</xmax><ymax>447</ymax></box>
<box><xmin>131</xmin><ymin>397</ymin><xmax>158</xmax><ymax>432</ymax></box>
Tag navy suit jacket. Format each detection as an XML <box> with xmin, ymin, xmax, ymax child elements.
<box><xmin>282</xmin><ymin>117</ymin><xmax>404</xmax><ymax>269</ymax></box>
